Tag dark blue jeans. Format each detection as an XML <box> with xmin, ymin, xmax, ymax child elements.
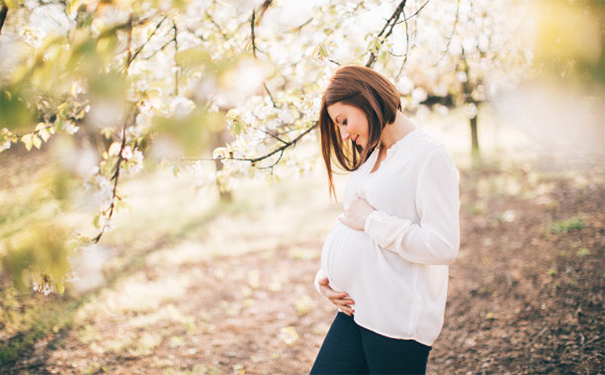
<box><xmin>310</xmin><ymin>312</ymin><xmax>431</xmax><ymax>375</ymax></box>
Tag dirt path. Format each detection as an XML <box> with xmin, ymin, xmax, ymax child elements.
<box><xmin>3</xmin><ymin>166</ymin><xmax>604</xmax><ymax>375</ymax></box>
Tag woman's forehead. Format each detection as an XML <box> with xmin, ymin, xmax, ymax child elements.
<box><xmin>327</xmin><ymin>102</ymin><xmax>351</xmax><ymax>119</ymax></box>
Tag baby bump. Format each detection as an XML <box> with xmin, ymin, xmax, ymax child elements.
<box><xmin>321</xmin><ymin>221</ymin><xmax>376</xmax><ymax>292</ymax></box>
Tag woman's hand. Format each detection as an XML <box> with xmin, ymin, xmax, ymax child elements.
<box><xmin>318</xmin><ymin>278</ymin><xmax>355</xmax><ymax>316</ymax></box>
<box><xmin>339</xmin><ymin>197</ymin><xmax>375</xmax><ymax>231</ymax></box>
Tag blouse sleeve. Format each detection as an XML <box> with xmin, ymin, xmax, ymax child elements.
<box><xmin>363</xmin><ymin>148</ymin><xmax>460</xmax><ymax>265</ymax></box>
<box><xmin>313</xmin><ymin>268</ymin><xmax>327</xmax><ymax>294</ymax></box>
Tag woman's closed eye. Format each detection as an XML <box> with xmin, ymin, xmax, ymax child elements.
<box><xmin>342</xmin><ymin>119</ymin><xmax>348</xmax><ymax>126</ymax></box>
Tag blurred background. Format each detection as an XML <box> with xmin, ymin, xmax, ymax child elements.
<box><xmin>0</xmin><ymin>0</ymin><xmax>603</xmax><ymax>374</ymax></box>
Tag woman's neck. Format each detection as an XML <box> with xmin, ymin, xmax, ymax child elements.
<box><xmin>380</xmin><ymin>111</ymin><xmax>416</xmax><ymax>149</ymax></box>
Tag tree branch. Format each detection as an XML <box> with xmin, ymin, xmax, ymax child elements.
<box><xmin>127</xmin><ymin>15</ymin><xmax>167</xmax><ymax>67</ymax></box>
<box><xmin>93</xmin><ymin>19</ymin><xmax>137</xmax><ymax>244</ymax></box>
<box><xmin>172</xmin><ymin>19</ymin><xmax>179</xmax><ymax>95</ymax></box>
<box><xmin>230</xmin><ymin>122</ymin><xmax>316</xmax><ymax>164</ymax></box>
<box><xmin>436</xmin><ymin>0</ymin><xmax>460</xmax><ymax>66</ymax></box>
<box><xmin>206</xmin><ymin>10</ymin><xmax>230</xmax><ymax>40</ymax></box>
<box><xmin>293</xmin><ymin>17</ymin><xmax>313</xmax><ymax>32</ymax></box>
<box><xmin>259</xmin><ymin>149</ymin><xmax>284</xmax><ymax>170</ymax></box>
<box><xmin>250</xmin><ymin>0</ymin><xmax>273</xmax><ymax>58</ymax></box>
<box><xmin>255</xmin><ymin>0</ymin><xmax>273</xmax><ymax>25</ymax></box>
<box><xmin>263</xmin><ymin>82</ymin><xmax>278</xmax><ymax>108</ymax></box>
<box><xmin>187</xmin><ymin>122</ymin><xmax>317</xmax><ymax>167</ymax></box>
<box><xmin>248</xmin><ymin>122</ymin><xmax>288</xmax><ymax>145</ymax></box>
<box><xmin>92</xmin><ymin>123</ymin><xmax>127</xmax><ymax>244</ymax></box>
<box><xmin>395</xmin><ymin>7</ymin><xmax>411</xmax><ymax>80</ymax></box>
<box><xmin>403</xmin><ymin>0</ymin><xmax>430</xmax><ymax>22</ymax></box>
<box><xmin>124</xmin><ymin>16</ymin><xmax>134</xmax><ymax>73</ymax></box>
<box><xmin>251</xmin><ymin>10</ymin><xmax>257</xmax><ymax>58</ymax></box>
<box><xmin>14</xmin><ymin>123</ymin><xmax>54</xmax><ymax>144</ymax></box>
<box><xmin>365</xmin><ymin>0</ymin><xmax>408</xmax><ymax>68</ymax></box>
<box><xmin>0</xmin><ymin>2</ymin><xmax>8</xmax><ymax>36</ymax></box>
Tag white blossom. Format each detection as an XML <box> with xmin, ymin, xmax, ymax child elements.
<box><xmin>170</xmin><ymin>96</ymin><xmax>196</xmax><ymax>119</ymax></box>
<box><xmin>1</xmin><ymin>140</ymin><xmax>11</xmax><ymax>152</ymax></box>
<box><xmin>62</xmin><ymin>120</ymin><xmax>79</xmax><ymax>135</ymax></box>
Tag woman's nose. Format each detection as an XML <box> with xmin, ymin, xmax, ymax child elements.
<box><xmin>339</xmin><ymin>126</ymin><xmax>349</xmax><ymax>141</ymax></box>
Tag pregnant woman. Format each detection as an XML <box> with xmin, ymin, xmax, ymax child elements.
<box><xmin>310</xmin><ymin>65</ymin><xmax>460</xmax><ymax>375</ymax></box>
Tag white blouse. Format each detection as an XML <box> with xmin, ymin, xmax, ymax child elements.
<box><xmin>315</xmin><ymin>127</ymin><xmax>460</xmax><ymax>346</ymax></box>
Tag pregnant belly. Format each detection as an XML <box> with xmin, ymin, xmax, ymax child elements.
<box><xmin>321</xmin><ymin>221</ymin><xmax>376</xmax><ymax>292</ymax></box>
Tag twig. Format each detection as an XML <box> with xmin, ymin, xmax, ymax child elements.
<box><xmin>185</xmin><ymin>122</ymin><xmax>318</xmax><ymax>166</ymax></box>
<box><xmin>251</xmin><ymin>10</ymin><xmax>257</xmax><ymax>58</ymax></box>
<box><xmin>124</xmin><ymin>16</ymin><xmax>133</xmax><ymax>73</ymax></box>
<box><xmin>248</xmin><ymin>123</ymin><xmax>288</xmax><ymax>145</ymax></box>
<box><xmin>263</xmin><ymin>82</ymin><xmax>278</xmax><ymax>108</ymax></box>
<box><xmin>15</xmin><ymin>123</ymin><xmax>54</xmax><ymax>139</ymax></box>
<box><xmin>256</xmin><ymin>0</ymin><xmax>273</xmax><ymax>22</ymax></box>
<box><xmin>403</xmin><ymin>0</ymin><xmax>430</xmax><ymax>21</ymax></box>
<box><xmin>434</xmin><ymin>0</ymin><xmax>460</xmax><ymax>67</ymax></box>
<box><xmin>395</xmin><ymin>6</ymin><xmax>412</xmax><ymax>80</ymax></box>
<box><xmin>294</xmin><ymin>17</ymin><xmax>313</xmax><ymax>32</ymax></box>
<box><xmin>172</xmin><ymin>19</ymin><xmax>179</xmax><ymax>95</ymax></box>
<box><xmin>226</xmin><ymin>122</ymin><xmax>316</xmax><ymax>164</ymax></box>
<box><xmin>259</xmin><ymin>149</ymin><xmax>284</xmax><ymax>170</ymax></box>
<box><xmin>141</xmin><ymin>37</ymin><xmax>173</xmax><ymax>59</ymax></box>
<box><xmin>207</xmin><ymin>10</ymin><xmax>229</xmax><ymax>40</ymax></box>
<box><xmin>92</xmin><ymin>123</ymin><xmax>127</xmax><ymax>244</ymax></box>
<box><xmin>365</xmin><ymin>0</ymin><xmax>408</xmax><ymax>68</ymax></box>
<box><xmin>97</xmin><ymin>15</ymin><xmax>156</xmax><ymax>38</ymax></box>
<box><xmin>127</xmin><ymin>15</ymin><xmax>167</xmax><ymax>67</ymax></box>
<box><xmin>92</xmin><ymin>19</ymin><xmax>135</xmax><ymax>244</ymax></box>
<box><xmin>250</xmin><ymin>1</ymin><xmax>273</xmax><ymax>58</ymax></box>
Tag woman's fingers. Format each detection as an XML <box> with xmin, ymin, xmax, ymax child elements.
<box><xmin>318</xmin><ymin>282</ymin><xmax>355</xmax><ymax>316</ymax></box>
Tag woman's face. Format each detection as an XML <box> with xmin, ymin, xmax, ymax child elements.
<box><xmin>326</xmin><ymin>102</ymin><xmax>369</xmax><ymax>149</ymax></box>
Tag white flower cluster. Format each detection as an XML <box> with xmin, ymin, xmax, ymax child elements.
<box><xmin>0</xmin><ymin>129</ymin><xmax>13</xmax><ymax>152</ymax></box>
<box><xmin>94</xmin><ymin>173</ymin><xmax>114</xmax><ymax>209</ymax></box>
<box><xmin>32</xmin><ymin>281</ymin><xmax>55</xmax><ymax>296</ymax></box>
<box><xmin>121</xmin><ymin>146</ymin><xmax>144</xmax><ymax>176</ymax></box>
<box><xmin>187</xmin><ymin>160</ymin><xmax>213</xmax><ymax>190</ymax></box>
<box><xmin>62</xmin><ymin>120</ymin><xmax>79</xmax><ymax>135</ymax></box>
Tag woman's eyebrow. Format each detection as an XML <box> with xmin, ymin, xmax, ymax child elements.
<box><xmin>334</xmin><ymin>114</ymin><xmax>342</xmax><ymax>124</ymax></box>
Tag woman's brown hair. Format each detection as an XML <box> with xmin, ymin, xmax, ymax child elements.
<box><xmin>319</xmin><ymin>65</ymin><xmax>401</xmax><ymax>197</ymax></box>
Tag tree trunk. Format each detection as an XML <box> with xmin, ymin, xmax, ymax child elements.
<box><xmin>0</xmin><ymin>3</ymin><xmax>8</xmax><ymax>36</ymax></box>
<box><xmin>214</xmin><ymin>158</ymin><xmax>232</xmax><ymax>202</ymax></box>
<box><xmin>213</xmin><ymin>127</ymin><xmax>233</xmax><ymax>202</ymax></box>
<box><xmin>470</xmin><ymin>114</ymin><xmax>480</xmax><ymax>159</ymax></box>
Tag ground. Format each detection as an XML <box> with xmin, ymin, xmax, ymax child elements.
<box><xmin>0</xmin><ymin>149</ymin><xmax>603</xmax><ymax>375</ymax></box>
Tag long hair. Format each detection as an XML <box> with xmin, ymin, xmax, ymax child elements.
<box><xmin>319</xmin><ymin>65</ymin><xmax>401</xmax><ymax>197</ymax></box>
